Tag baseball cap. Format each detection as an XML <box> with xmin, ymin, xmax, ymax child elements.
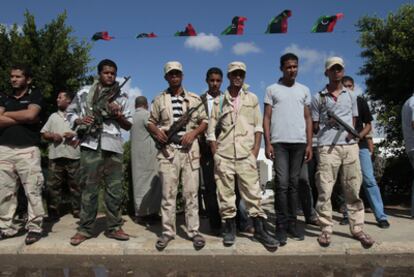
<box><xmin>325</xmin><ymin>57</ymin><xmax>345</xmax><ymax>70</ymax></box>
<box><xmin>227</xmin><ymin>61</ymin><xmax>247</xmax><ymax>73</ymax></box>
<box><xmin>164</xmin><ymin>61</ymin><xmax>183</xmax><ymax>74</ymax></box>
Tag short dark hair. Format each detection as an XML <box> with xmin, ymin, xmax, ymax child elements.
<box><xmin>59</xmin><ymin>91</ymin><xmax>74</xmax><ymax>101</ymax></box>
<box><xmin>135</xmin><ymin>96</ymin><xmax>148</xmax><ymax>108</ymax></box>
<box><xmin>11</xmin><ymin>64</ymin><xmax>33</xmax><ymax>78</ymax></box>
<box><xmin>342</xmin><ymin>76</ymin><xmax>354</xmax><ymax>85</ymax></box>
<box><xmin>280</xmin><ymin>53</ymin><xmax>299</xmax><ymax>68</ymax></box>
<box><xmin>206</xmin><ymin>67</ymin><xmax>223</xmax><ymax>80</ymax></box>
<box><xmin>97</xmin><ymin>59</ymin><xmax>118</xmax><ymax>74</ymax></box>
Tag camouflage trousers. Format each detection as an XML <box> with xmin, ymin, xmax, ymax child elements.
<box><xmin>158</xmin><ymin>149</ymin><xmax>200</xmax><ymax>238</ymax></box>
<box><xmin>214</xmin><ymin>154</ymin><xmax>267</xmax><ymax>219</ymax></box>
<box><xmin>77</xmin><ymin>147</ymin><xmax>124</xmax><ymax>237</ymax></box>
<box><xmin>46</xmin><ymin>158</ymin><xmax>81</xmax><ymax>214</ymax></box>
<box><xmin>316</xmin><ymin>144</ymin><xmax>364</xmax><ymax>234</ymax></box>
<box><xmin>0</xmin><ymin>145</ymin><xmax>45</xmax><ymax>235</ymax></box>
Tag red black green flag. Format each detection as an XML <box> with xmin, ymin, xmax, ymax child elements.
<box><xmin>174</xmin><ymin>24</ymin><xmax>197</xmax><ymax>36</ymax></box>
<box><xmin>311</xmin><ymin>13</ymin><xmax>344</xmax><ymax>33</ymax></box>
<box><xmin>265</xmin><ymin>10</ymin><xmax>292</xmax><ymax>34</ymax></box>
<box><xmin>136</xmin><ymin>32</ymin><xmax>157</xmax><ymax>38</ymax></box>
<box><xmin>91</xmin><ymin>31</ymin><xmax>114</xmax><ymax>41</ymax></box>
<box><xmin>221</xmin><ymin>16</ymin><xmax>247</xmax><ymax>35</ymax></box>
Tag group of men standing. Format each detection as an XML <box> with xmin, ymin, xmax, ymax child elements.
<box><xmin>0</xmin><ymin>53</ymin><xmax>395</xmax><ymax>250</ymax></box>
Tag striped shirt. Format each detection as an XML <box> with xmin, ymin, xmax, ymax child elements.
<box><xmin>171</xmin><ymin>93</ymin><xmax>186</xmax><ymax>147</ymax></box>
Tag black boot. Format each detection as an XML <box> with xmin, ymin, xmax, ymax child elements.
<box><xmin>223</xmin><ymin>218</ymin><xmax>236</xmax><ymax>246</ymax></box>
<box><xmin>287</xmin><ymin>221</ymin><xmax>304</xmax><ymax>241</ymax></box>
<box><xmin>45</xmin><ymin>208</ymin><xmax>60</xmax><ymax>222</ymax></box>
<box><xmin>275</xmin><ymin>224</ymin><xmax>287</xmax><ymax>246</ymax></box>
<box><xmin>253</xmin><ymin>217</ymin><xmax>279</xmax><ymax>248</ymax></box>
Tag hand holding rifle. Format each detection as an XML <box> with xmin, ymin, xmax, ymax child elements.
<box><xmin>327</xmin><ymin>110</ymin><xmax>361</xmax><ymax>142</ymax></box>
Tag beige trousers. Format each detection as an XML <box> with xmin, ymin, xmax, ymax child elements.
<box><xmin>158</xmin><ymin>149</ymin><xmax>200</xmax><ymax>238</ymax></box>
<box><xmin>316</xmin><ymin>144</ymin><xmax>364</xmax><ymax>234</ymax></box>
<box><xmin>214</xmin><ymin>154</ymin><xmax>266</xmax><ymax>219</ymax></box>
<box><xmin>0</xmin><ymin>145</ymin><xmax>45</xmax><ymax>235</ymax></box>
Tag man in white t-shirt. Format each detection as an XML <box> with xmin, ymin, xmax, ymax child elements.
<box><xmin>263</xmin><ymin>53</ymin><xmax>313</xmax><ymax>245</ymax></box>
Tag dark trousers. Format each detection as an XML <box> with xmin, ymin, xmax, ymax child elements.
<box><xmin>46</xmin><ymin>158</ymin><xmax>81</xmax><ymax>213</ymax></box>
<box><xmin>298</xmin><ymin>163</ymin><xmax>317</xmax><ymax>221</ymax></box>
<box><xmin>273</xmin><ymin>143</ymin><xmax>306</xmax><ymax>226</ymax></box>
<box><xmin>200</xmin><ymin>155</ymin><xmax>221</xmax><ymax>230</ymax></box>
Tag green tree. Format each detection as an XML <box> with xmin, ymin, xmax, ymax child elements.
<box><xmin>357</xmin><ymin>4</ymin><xmax>414</xmax><ymax>202</ymax></box>
<box><xmin>0</xmin><ymin>10</ymin><xmax>92</xmax><ymax>115</ymax></box>
<box><xmin>357</xmin><ymin>4</ymin><xmax>414</xmax><ymax>150</ymax></box>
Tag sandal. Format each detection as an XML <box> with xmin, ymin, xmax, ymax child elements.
<box><xmin>353</xmin><ymin>231</ymin><xmax>375</xmax><ymax>248</ymax></box>
<box><xmin>317</xmin><ymin>231</ymin><xmax>331</xmax><ymax>247</ymax></box>
<box><xmin>25</xmin><ymin>232</ymin><xmax>42</xmax><ymax>245</ymax></box>
<box><xmin>70</xmin><ymin>232</ymin><xmax>89</xmax><ymax>246</ymax></box>
<box><xmin>192</xmin><ymin>234</ymin><xmax>206</xmax><ymax>250</ymax></box>
<box><xmin>155</xmin><ymin>235</ymin><xmax>174</xmax><ymax>250</ymax></box>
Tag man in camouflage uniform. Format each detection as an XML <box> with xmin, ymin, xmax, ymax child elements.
<box><xmin>41</xmin><ymin>91</ymin><xmax>81</xmax><ymax>220</ymax></box>
<box><xmin>207</xmin><ymin>61</ymin><xmax>279</xmax><ymax>249</ymax></box>
<box><xmin>67</xmin><ymin>59</ymin><xmax>132</xmax><ymax>246</ymax></box>
<box><xmin>147</xmin><ymin>61</ymin><xmax>207</xmax><ymax>250</ymax></box>
<box><xmin>0</xmin><ymin>64</ymin><xmax>45</xmax><ymax>245</ymax></box>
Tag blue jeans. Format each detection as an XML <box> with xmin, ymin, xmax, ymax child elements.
<box><xmin>359</xmin><ymin>148</ymin><xmax>388</xmax><ymax>222</ymax></box>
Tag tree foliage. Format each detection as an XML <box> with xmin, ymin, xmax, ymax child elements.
<box><xmin>0</xmin><ymin>11</ymin><xmax>92</xmax><ymax>116</ymax></box>
<box><xmin>357</xmin><ymin>4</ymin><xmax>414</xmax><ymax>149</ymax></box>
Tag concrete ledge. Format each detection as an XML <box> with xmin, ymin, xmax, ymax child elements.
<box><xmin>1</xmin><ymin>207</ymin><xmax>413</xmax><ymax>266</ymax></box>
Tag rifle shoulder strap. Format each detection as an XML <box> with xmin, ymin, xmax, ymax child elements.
<box><xmin>219</xmin><ymin>95</ymin><xmax>224</xmax><ymax>116</ymax></box>
<box><xmin>318</xmin><ymin>91</ymin><xmax>327</xmax><ymax>112</ymax></box>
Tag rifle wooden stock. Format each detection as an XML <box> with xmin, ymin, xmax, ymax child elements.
<box><xmin>156</xmin><ymin>99</ymin><xmax>206</xmax><ymax>157</ymax></box>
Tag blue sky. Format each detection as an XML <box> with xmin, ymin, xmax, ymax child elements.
<box><xmin>1</xmin><ymin>0</ymin><xmax>412</xmax><ymax>107</ymax></box>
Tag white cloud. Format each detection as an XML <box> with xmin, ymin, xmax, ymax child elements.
<box><xmin>282</xmin><ymin>44</ymin><xmax>336</xmax><ymax>73</ymax></box>
<box><xmin>232</xmin><ymin>42</ymin><xmax>261</xmax><ymax>56</ymax></box>
<box><xmin>184</xmin><ymin>33</ymin><xmax>222</xmax><ymax>52</ymax></box>
<box><xmin>0</xmin><ymin>23</ymin><xmax>23</xmax><ymax>34</ymax></box>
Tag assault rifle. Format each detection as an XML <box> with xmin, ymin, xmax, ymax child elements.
<box><xmin>156</xmin><ymin>99</ymin><xmax>206</xmax><ymax>157</ymax></box>
<box><xmin>77</xmin><ymin>76</ymin><xmax>131</xmax><ymax>140</ymax></box>
<box><xmin>107</xmin><ymin>76</ymin><xmax>131</xmax><ymax>105</ymax></box>
<box><xmin>327</xmin><ymin>110</ymin><xmax>361</xmax><ymax>140</ymax></box>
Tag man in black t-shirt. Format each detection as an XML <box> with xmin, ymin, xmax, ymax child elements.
<box><xmin>0</xmin><ymin>65</ymin><xmax>46</xmax><ymax>245</ymax></box>
<box><xmin>342</xmin><ymin>76</ymin><xmax>390</xmax><ymax>229</ymax></box>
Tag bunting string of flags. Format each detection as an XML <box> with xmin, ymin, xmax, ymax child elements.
<box><xmin>174</xmin><ymin>23</ymin><xmax>197</xmax><ymax>36</ymax></box>
<box><xmin>91</xmin><ymin>11</ymin><xmax>344</xmax><ymax>41</ymax></box>
<box><xmin>311</xmin><ymin>13</ymin><xmax>344</xmax><ymax>33</ymax></box>
<box><xmin>221</xmin><ymin>16</ymin><xmax>248</xmax><ymax>35</ymax></box>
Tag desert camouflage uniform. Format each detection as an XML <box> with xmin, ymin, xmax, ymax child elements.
<box><xmin>207</xmin><ymin>88</ymin><xmax>266</xmax><ymax>219</ymax></box>
<box><xmin>148</xmin><ymin>89</ymin><xmax>207</xmax><ymax>238</ymax></box>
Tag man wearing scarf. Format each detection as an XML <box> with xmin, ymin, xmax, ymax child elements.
<box><xmin>67</xmin><ymin>59</ymin><xmax>132</xmax><ymax>246</ymax></box>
